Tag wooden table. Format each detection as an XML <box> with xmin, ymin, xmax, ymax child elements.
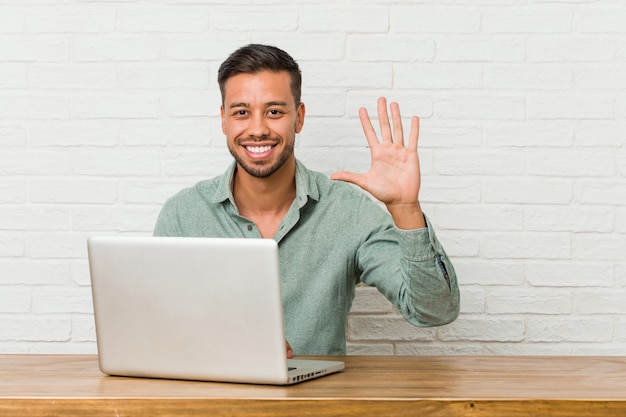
<box><xmin>2</xmin><ymin>355</ymin><xmax>626</xmax><ymax>416</ymax></box>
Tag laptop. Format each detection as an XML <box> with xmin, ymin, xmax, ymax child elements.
<box><xmin>87</xmin><ymin>236</ymin><xmax>344</xmax><ymax>385</ymax></box>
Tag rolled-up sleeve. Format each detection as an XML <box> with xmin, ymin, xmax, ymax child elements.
<box><xmin>358</xmin><ymin>212</ymin><xmax>460</xmax><ymax>328</ymax></box>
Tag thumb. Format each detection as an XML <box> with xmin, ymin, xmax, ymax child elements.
<box><xmin>331</xmin><ymin>171</ymin><xmax>367</xmax><ymax>188</ymax></box>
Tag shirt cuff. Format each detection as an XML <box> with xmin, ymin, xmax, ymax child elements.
<box><xmin>394</xmin><ymin>214</ymin><xmax>441</xmax><ymax>262</ymax></box>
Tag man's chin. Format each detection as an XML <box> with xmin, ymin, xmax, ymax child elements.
<box><xmin>238</xmin><ymin>160</ymin><xmax>282</xmax><ymax>179</ymax></box>
<box><xmin>230</xmin><ymin>144</ymin><xmax>294</xmax><ymax>179</ymax></box>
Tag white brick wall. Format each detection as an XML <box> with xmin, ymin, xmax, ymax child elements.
<box><xmin>1</xmin><ymin>1</ymin><xmax>625</xmax><ymax>356</ymax></box>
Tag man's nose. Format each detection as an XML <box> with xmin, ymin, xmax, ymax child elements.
<box><xmin>247</xmin><ymin>113</ymin><xmax>270</xmax><ymax>137</ymax></box>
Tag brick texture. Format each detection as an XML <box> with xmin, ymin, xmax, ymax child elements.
<box><xmin>1</xmin><ymin>1</ymin><xmax>625</xmax><ymax>356</ymax></box>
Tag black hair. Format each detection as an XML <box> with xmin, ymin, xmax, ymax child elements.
<box><xmin>217</xmin><ymin>44</ymin><xmax>302</xmax><ymax>106</ymax></box>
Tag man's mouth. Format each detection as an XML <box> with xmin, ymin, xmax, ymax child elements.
<box><xmin>245</xmin><ymin>145</ymin><xmax>273</xmax><ymax>154</ymax></box>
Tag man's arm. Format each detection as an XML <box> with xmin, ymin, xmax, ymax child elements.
<box><xmin>332</xmin><ymin>97</ymin><xmax>459</xmax><ymax>326</ymax></box>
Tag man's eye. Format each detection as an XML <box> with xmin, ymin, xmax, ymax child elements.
<box><xmin>234</xmin><ymin>110</ymin><xmax>247</xmax><ymax>116</ymax></box>
<box><xmin>268</xmin><ymin>109</ymin><xmax>283</xmax><ymax>116</ymax></box>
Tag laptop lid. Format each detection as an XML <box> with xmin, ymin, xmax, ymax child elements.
<box><xmin>87</xmin><ymin>236</ymin><xmax>343</xmax><ymax>385</ymax></box>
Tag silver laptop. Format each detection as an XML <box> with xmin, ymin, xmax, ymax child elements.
<box><xmin>87</xmin><ymin>236</ymin><xmax>344</xmax><ymax>385</ymax></box>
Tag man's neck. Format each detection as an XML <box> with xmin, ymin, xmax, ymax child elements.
<box><xmin>232</xmin><ymin>159</ymin><xmax>297</xmax><ymax>237</ymax></box>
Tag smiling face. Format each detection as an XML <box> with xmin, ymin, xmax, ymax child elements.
<box><xmin>220</xmin><ymin>70</ymin><xmax>305</xmax><ymax>179</ymax></box>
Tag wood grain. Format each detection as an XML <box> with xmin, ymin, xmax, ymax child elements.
<box><xmin>2</xmin><ymin>355</ymin><xmax>626</xmax><ymax>416</ymax></box>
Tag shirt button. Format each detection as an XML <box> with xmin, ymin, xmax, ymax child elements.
<box><xmin>247</xmin><ymin>225</ymin><xmax>253</xmax><ymax>231</ymax></box>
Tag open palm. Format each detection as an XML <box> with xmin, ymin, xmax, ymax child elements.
<box><xmin>332</xmin><ymin>97</ymin><xmax>421</xmax><ymax>208</ymax></box>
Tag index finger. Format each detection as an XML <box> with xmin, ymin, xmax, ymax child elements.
<box><xmin>358</xmin><ymin>107</ymin><xmax>380</xmax><ymax>148</ymax></box>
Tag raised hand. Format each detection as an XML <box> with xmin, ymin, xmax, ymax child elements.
<box><xmin>331</xmin><ymin>97</ymin><xmax>425</xmax><ymax>229</ymax></box>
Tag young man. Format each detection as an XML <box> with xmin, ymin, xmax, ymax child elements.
<box><xmin>154</xmin><ymin>44</ymin><xmax>460</xmax><ymax>356</ymax></box>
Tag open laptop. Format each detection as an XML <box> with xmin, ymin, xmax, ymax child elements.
<box><xmin>87</xmin><ymin>236</ymin><xmax>344</xmax><ymax>385</ymax></box>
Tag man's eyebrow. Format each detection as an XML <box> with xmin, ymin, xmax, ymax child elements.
<box><xmin>228</xmin><ymin>102</ymin><xmax>250</xmax><ymax>109</ymax></box>
<box><xmin>265</xmin><ymin>101</ymin><xmax>289</xmax><ymax>107</ymax></box>
<box><xmin>228</xmin><ymin>101</ymin><xmax>289</xmax><ymax>109</ymax></box>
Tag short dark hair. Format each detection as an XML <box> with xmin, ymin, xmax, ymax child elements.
<box><xmin>217</xmin><ymin>44</ymin><xmax>302</xmax><ymax>106</ymax></box>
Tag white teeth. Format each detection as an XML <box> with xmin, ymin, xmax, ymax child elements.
<box><xmin>246</xmin><ymin>145</ymin><xmax>272</xmax><ymax>153</ymax></box>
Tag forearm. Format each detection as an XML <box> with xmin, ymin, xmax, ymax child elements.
<box><xmin>359</xmin><ymin>215</ymin><xmax>460</xmax><ymax>327</ymax></box>
<box><xmin>386</xmin><ymin>201</ymin><xmax>426</xmax><ymax>230</ymax></box>
<box><xmin>394</xmin><ymin>223</ymin><xmax>460</xmax><ymax>326</ymax></box>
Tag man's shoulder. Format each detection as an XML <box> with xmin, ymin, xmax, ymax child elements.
<box><xmin>299</xmin><ymin>162</ymin><xmax>379</xmax><ymax>205</ymax></box>
<box><xmin>163</xmin><ymin>176</ymin><xmax>221</xmax><ymax>208</ymax></box>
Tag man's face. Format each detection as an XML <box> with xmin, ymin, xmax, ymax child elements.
<box><xmin>220</xmin><ymin>70</ymin><xmax>305</xmax><ymax>179</ymax></box>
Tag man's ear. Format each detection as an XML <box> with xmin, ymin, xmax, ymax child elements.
<box><xmin>295</xmin><ymin>102</ymin><xmax>305</xmax><ymax>133</ymax></box>
<box><xmin>220</xmin><ymin>105</ymin><xmax>226</xmax><ymax>134</ymax></box>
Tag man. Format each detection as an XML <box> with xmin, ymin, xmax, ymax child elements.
<box><xmin>154</xmin><ymin>44</ymin><xmax>460</xmax><ymax>356</ymax></box>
